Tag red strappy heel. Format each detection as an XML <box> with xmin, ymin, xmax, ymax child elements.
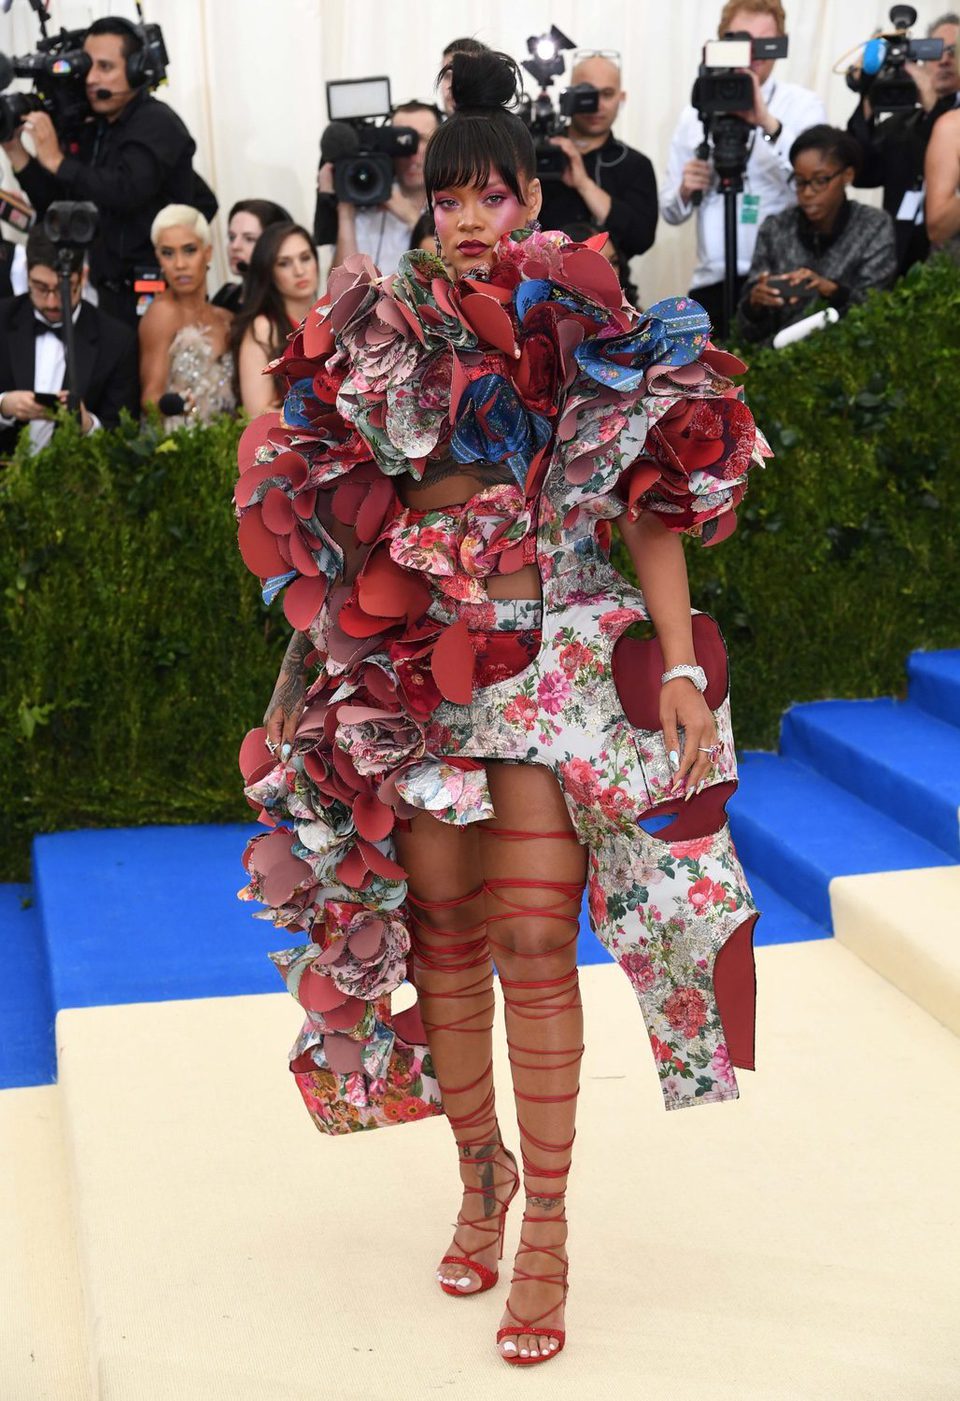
<box><xmin>481</xmin><ymin>827</ymin><xmax>584</xmax><ymax>1364</ymax></box>
<box><xmin>407</xmin><ymin>885</ymin><xmax>519</xmax><ymax>1296</ymax></box>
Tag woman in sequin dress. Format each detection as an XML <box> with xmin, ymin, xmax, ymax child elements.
<box><xmin>139</xmin><ymin>203</ymin><xmax>235</xmax><ymax>429</ymax></box>
<box><xmin>236</xmin><ymin>51</ymin><xmax>766</xmax><ymax>1368</ymax></box>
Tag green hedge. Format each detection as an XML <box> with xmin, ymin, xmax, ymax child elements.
<box><xmin>2</xmin><ymin>257</ymin><xmax>958</xmax><ymax>881</ymax></box>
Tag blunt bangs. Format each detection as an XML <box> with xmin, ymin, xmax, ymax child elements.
<box><xmin>424</xmin><ymin>109</ymin><xmax>535</xmax><ymax>205</ymax></box>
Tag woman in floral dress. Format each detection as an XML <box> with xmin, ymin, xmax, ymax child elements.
<box><xmin>235</xmin><ymin>51</ymin><xmax>766</xmax><ymax>1368</ymax></box>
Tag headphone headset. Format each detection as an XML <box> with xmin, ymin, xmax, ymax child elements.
<box><xmin>101</xmin><ymin>15</ymin><xmax>168</xmax><ymax>90</ymax></box>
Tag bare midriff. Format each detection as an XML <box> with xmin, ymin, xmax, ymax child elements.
<box><xmin>399</xmin><ymin>463</ymin><xmax>542</xmax><ymax>602</ymax></box>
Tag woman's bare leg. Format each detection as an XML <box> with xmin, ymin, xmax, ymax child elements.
<box><xmin>394</xmin><ymin>813</ymin><xmax>516</xmax><ymax>1293</ymax></box>
<box><xmin>482</xmin><ymin>763</ymin><xmax>586</xmax><ymax>1361</ymax></box>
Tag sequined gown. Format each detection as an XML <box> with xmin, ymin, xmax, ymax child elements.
<box><xmin>233</xmin><ymin>230</ymin><xmax>771</xmax><ymax>1134</ymax></box>
<box><xmin>164</xmin><ymin>323</ymin><xmax>235</xmax><ymax>429</ymax></box>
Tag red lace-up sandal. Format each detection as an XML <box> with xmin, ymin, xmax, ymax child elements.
<box><xmin>481</xmin><ymin>827</ymin><xmax>585</xmax><ymax>1364</ymax></box>
<box><xmin>408</xmin><ymin>885</ymin><xmax>519</xmax><ymax>1296</ymax></box>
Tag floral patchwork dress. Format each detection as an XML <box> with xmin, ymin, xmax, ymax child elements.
<box><xmin>234</xmin><ymin>229</ymin><xmax>771</xmax><ymax>1134</ymax></box>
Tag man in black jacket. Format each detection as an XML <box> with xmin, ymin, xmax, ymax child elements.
<box><xmin>847</xmin><ymin>12</ymin><xmax>960</xmax><ymax>274</ymax></box>
<box><xmin>537</xmin><ymin>52</ymin><xmax>658</xmax><ymax>268</ymax></box>
<box><xmin>0</xmin><ymin>229</ymin><xmax>139</xmax><ymax>457</ymax></box>
<box><xmin>1</xmin><ymin>16</ymin><xmax>216</xmax><ymax>325</ymax></box>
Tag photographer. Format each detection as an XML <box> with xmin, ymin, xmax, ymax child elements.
<box><xmin>0</xmin><ymin>226</ymin><xmax>138</xmax><ymax>456</ymax></box>
<box><xmin>538</xmin><ymin>52</ymin><xmax>657</xmax><ymax>264</ymax></box>
<box><xmin>1</xmin><ymin>16</ymin><xmax>215</xmax><ymax>327</ymax></box>
<box><xmin>736</xmin><ymin>126</ymin><xmax>896</xmax><ymax>345</ymax></box>
<box><xmin>659</xmin><ymin>0</ymin><xmax>825</xmax><ymax>327</ymax></box>
<box><xmin>847</xmin><ymin>13</ymin><xmax>960</xmax><ymax>274</ymax></box>
<box><xmin>313</xmin><ymin>101</ymin><xmax>440</xmax><ymax>276</ymax></box>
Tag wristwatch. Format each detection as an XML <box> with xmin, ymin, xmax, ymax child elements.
<box><xmin>761</xmin><ymin>120</ymin><xmax>783</xmax><ymax>144</ymax></box>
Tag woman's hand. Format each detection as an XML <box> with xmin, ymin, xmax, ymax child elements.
<box><xmin>660</xmin><ymin>678</ymin><xmax>719</xmax><ymax>798</ymax></box>
<box><xmin>263</xmin><ymin>632</ymin><xmax>312</xmax><ymax>760</ymax></box>
<box><xmin>787</xmin><ymin>267</ymin><xmax>838</xmax><ymax>300</ymax></box>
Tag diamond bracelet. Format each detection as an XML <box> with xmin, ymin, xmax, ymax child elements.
<box><xmin>661</xmin><ymin>664</ymin><xmax>708</xmax><ymax>693</ymax></box>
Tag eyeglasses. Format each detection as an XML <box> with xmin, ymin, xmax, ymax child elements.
<box><xmin>572</xmin><ymin>48</ymin><xmax>621</xmax><ymax>64</ymax></box>
<box><xmin>789</xmin><ymin>169</ymin><xmax>845</xmax><ymax>194</ymax></box>
<box><xmin>940</xmin><ymin>43</ymin><xmax>957</xmax><ymax>59</ymax></box>
<box><xmin>28</xmin><ymin>277</ymin><xmax>78</xmax><ymax>300</ymax></box>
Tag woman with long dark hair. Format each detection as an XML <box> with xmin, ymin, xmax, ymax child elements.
<box><xmin>235</xmin><ymin>51</ymin><xmax>764</xmax><ymax>1367</ymax></box>
<box><xmin>213</xmin><ymin>198</ymin><xmax>292</xmax><ymax>313</ymax></box>
<box><xmin>232</xmin><ymin>221</ymin><xmax>318</xmax><ymax>415</ymax></box>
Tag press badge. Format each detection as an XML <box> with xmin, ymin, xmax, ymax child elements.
<box><xmin>740</xmin><ymin>194</ymin><xmax>761</xmax><ymax>225</ymax></box>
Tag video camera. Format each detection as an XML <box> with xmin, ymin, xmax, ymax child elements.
<box><xmin>518</xmin><ymin>26</ymin><xmax>600</xmax><ymax>179</ymax></box>
<box><xmin>845</xmin><ymin>5</ymin><xmax>944</xmax><ymax>113</ymax></box>
<box><xmin>0</xmin><ymin>0</ymin><xmax>169</xmax><ymax>144</ymax></box>
<box><xmin>320</xmin><ymin>77</ymin><xmax>420</xmax><ymax>207</ymax></box>
<box><xmin>692</xmin><ymin>32</ymin><xmax>788</xmax><ymax>115</ymax></box>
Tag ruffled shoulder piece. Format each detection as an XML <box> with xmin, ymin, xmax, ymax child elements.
<box><xmin>233</xmin><ymin>227</ymin><xmax>771</xmax><ymax>637</ymax></box>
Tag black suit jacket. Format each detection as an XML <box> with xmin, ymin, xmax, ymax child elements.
<box><xmin>0</xmin><ymin>294</ymin><xmax>140</xmax><ymax>456</ymax></box>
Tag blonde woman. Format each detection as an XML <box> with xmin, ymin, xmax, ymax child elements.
<box><xmin>139</xmin><ymin>203</ymin><xmax>236</xmax><ymax>426</ymax></box>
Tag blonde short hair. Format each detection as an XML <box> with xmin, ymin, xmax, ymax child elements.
<box><xmin>717</xmin><ymin>0</ymin><xmax>787</xmax><ymax>38</ymax></box>
<box><xmin>150</xmin><ymin>204</ymin><xmax>211</xmax><ymax>248</ymax></box>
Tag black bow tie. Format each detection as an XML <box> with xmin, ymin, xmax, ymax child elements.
<box><xmin>34</xmin><ymin>318</ymin><xmax>64</xmax><ymax>340</ymax></box>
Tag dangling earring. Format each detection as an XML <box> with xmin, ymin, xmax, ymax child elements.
<box><xmin>434</xmin><ymin>233</ymin><xmax>442</xmax><ymax>257</ymax></box>
<box><xmin>524</xmin><ymin>218</ymin><xmax>542</xmax><ymax>232</ymax></box>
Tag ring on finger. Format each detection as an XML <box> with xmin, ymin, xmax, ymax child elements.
<box><xmin>265</xmin><ymin>737</ymin><xmax>278</xmax><ymax>754</ymax></box>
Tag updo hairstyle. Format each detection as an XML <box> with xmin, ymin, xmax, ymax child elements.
<box><xmin>424</xmin><ymin>50</ymin><xmax>537</xmax><ymax>205</ymax></box>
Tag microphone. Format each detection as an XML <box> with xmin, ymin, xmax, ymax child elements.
<box><xmin>234</xmin><ymin>258</ymin><xmax>249</xmax><ymax>275</ymax></box>
<box><xmin>92</xmin><ymin>88</ymin><xmax>113</xmax><ymax>101</ymax></box>
<box><xmin>157</xmin><ymin>391</ymin><xmax>187</xmax><ymax>416</ymax></box>
<box><xmin>319</xmin><ymin>121</ymin><xmax>360</xmax><ymax>165</ymax></box>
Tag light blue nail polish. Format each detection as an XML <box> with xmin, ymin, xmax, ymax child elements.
<box><xmin>668</xmin><ymin>749</ymin><xmax>680</xmax><ymax>771</ymax></box>
<box><xmin>280</xmin><ymin>741</ymin><xmax>292</xmax><ymax>760</ymax></box>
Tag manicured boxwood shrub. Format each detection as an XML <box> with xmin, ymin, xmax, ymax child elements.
<box><xmin>2</xmin><ymin>257</ymin><xmax>958</xmax><ymax>880</ymax></box>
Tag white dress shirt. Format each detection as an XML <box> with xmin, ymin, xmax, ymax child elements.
<box><xmin>659</xmin><ymin>75</ymin><xmax>827</xmax><ymax>288</ymax></box>
<box><xmin>0</xmin><ymin>304</ymin><xmax>100</xmax><ymax>452</ymax></box>
<box><xmin>353</xmin><ymin>205</ymin><xmax>418</xmax><ymax>276</ymax></box>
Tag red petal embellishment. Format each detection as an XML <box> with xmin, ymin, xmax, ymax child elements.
<box><xmin>323</xmin><ymin>1033</ymin><xmax>365</xmax><ymax>1074</ymax></box>
<box><xmin>392</xmin><ymin>1000</ymin><xmax>428</xmax><ymax>1045</ymax></box>
<box><xmin>355</xmin><ymin>478</ymin><xmax>397</xmax><ymax>543</ymax></box>
<box><xmin>261</xmin><ymin>486</ymin><xmax>295</xmax><ymax>533</ymax></box>
<box><xmin>239</xmin><ymin>726</ymin><xmax>272</xmax><ymax>779</ymax></box>
<box><xmin>336</xmin><ymin>845</ymin><xmax>372</xmax><ymax>888</ymax></box>
<box><xmin>238</xmin><ymin>508</ymin><xmax>288</xmax><ymax>578</ymax></box>
<box><xmin>283</xmin><ymin>574</ymin><xmax>328</xmax><ymax>631</ymax></box>
<box><xmin>431</xmin><ymin>620</ymin><xmax>475</xmax><ymax>705</ymax></box>
<box><xmin>237</xmin><ymin>412</ymin><xmax>282</xmax><ymax>474</ymax></box>
<box><xmin>322</xmin><ymin>997</ymin><xmax>369</xmax><ymax>1031</ymax></box>
<box><xmin>459</xmin><ymin>293</ymin><xmax>518</xmax><ymax>356</ymax></box>
<box><xmin>288</xmin><ymin>526</ymin><xmax>321</xmax><ymax>578</ymax></box>
<box><xmin>298</xmin><ymin>966</ymin><xmax>349</xmax><ymax>1013</ymax></box>
<box><xmin>353</xmin><ymin>793</ymin><xmax>395</xmax><ymax>843</ymax></box>
<box><xmin>302</xmin><ymin>308</ymin><xmax>334</xmax><ymax>360</ymax></box>
<box><xmin>357</xmin><ymin>839</ymin><xmax>406</xmax><ymax>881</ymax></box>
<box><xmin>560</xmin><ymin>247</ymin><xmax>624</xmax><ymax>309</ymax></box>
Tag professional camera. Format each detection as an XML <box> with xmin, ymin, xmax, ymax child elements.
<box><xmin>845</xmin><ymin>5</ymin><xmax>944</xmax><ymax>113</ymax></box>
<box><xmin>0</xmin><ymin>0</ymin><xmax>169</xmax><ymax>144</ymax></box>
<box><xmin>692</xmin><ymin>32</ymin><xmax>788</xmax><ymax>114</ymax></box>
<box><xmin>0</xmin><ymin>29</ymin><xmax>90</xmax><ymax>143</ymax></box>
<box><xmin>320</xmin><ymin>77</ymin><xmax>420</xmax><ymax>206</ymax></box>
<box><xmin>691</xmin><ymin>31</ymin><xmax>789</xmax><ymax>338</ymax></box>
<box><xmin>518</xmin><ymin>26</ymin><xmax>600</xmax><ymax>179</ymax></box>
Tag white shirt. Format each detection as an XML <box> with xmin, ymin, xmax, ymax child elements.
<box><xmin>353</xmin><ymin>204</ymin><xmax>418</xmax><ymax>276</ymax></box>
<box><xmin>0</xmin><ymin>304</ymin><xmax>100</xmax><ymax>452</ymax></box>
<box><xmin>659</xmin><ymin>75</ymin><xmax>827</xmax><ymax>287</ymax></box>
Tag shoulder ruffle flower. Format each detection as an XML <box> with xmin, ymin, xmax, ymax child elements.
<box><xmin>393</xmin><ymin>249</ymin><xmax>479</xmax><ymax>351</ymax></box>
<box><xmin>451</xmin><ymin>373</ymin><xmax>551</xmax><ymax>486</ymax></box>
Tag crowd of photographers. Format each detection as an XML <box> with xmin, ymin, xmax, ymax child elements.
<box><xmin>0</xmin><ymin>2</ymin><xmax>958</xmax><ymax>455</ymax></box>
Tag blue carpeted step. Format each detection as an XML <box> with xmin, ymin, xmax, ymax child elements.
<box><xmin>780</xmin><ymin>699</ymin><xmax>960</xmax><ymax>858</ymax></box>
<box><xmin>743</xmin><ymin>873</ymin><xmax>830</xmax><ymax>945</ymax></box>
<box><xmin>908</xmin><ymin>649</ymin><xmax>960</xmax><ymax>730</ymax></box>
<box><xmin>33</xmin><ymin>824</ymin><xmax>285</xmax><ymax>1010</ymax></box>
<box><xmin>729</xmin><ymin>752</ymin><xmax>952</xmax><ymax>929</ymax></box>
<box><xmin>0</xmin><ymin>884</ymin><xmax>56</xmax><ymax>1088</ymax></box>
